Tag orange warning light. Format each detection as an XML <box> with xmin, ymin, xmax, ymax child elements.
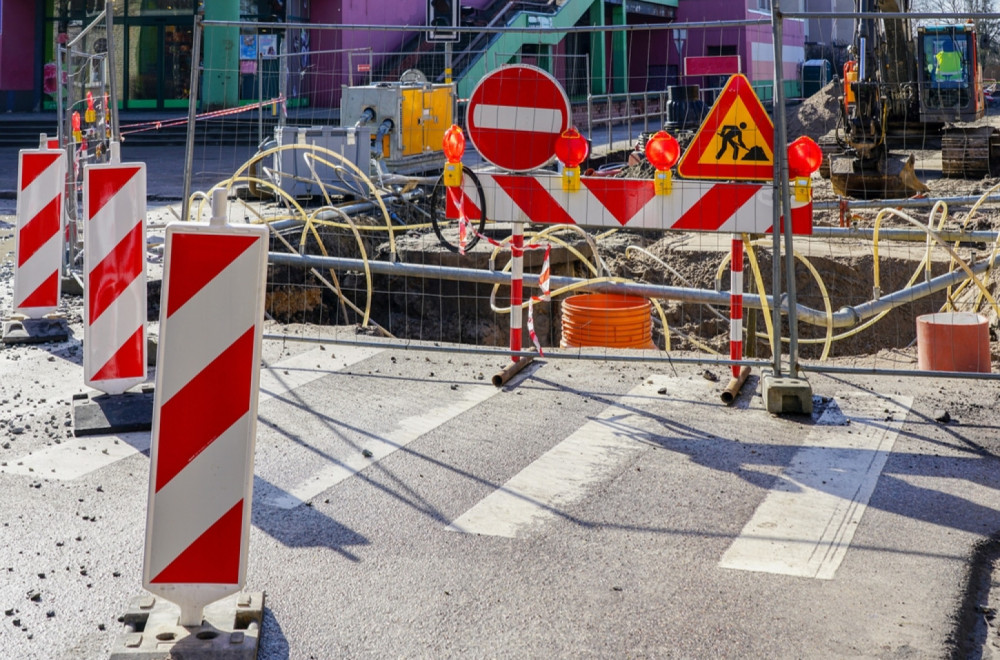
<box><xmin>443</xmin><ymin>124</ymin><xmax>465</xmax><ymax>163</ymax></box>
<box><xmin>72</xmin><ymin>111</ymin><xmax>82</xmax><ymax>143</ymax></box>
<box><xmin>787</xmin><ymin>136</ymin><xmax>822</xmax><ymax>178</ymax></box>
<box><xmin>645</xmin><ymin>131</ymin><xmax>680</xmax><ymax>171</ymax></box>
<box><xmin>555</xmin><ymin>127</ymin><xmax>588</xmax><ymax>168</ymax></box>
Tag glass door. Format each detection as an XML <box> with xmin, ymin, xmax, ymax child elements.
<box><xmin>126</xmin><ymin>20</ymin><xmax>192</xmax><ymax>109</ymax></box>
<box><xmin>163</xmin><ymin>24</ymin><xmax>193</xmax><ymax>107</ymax></box>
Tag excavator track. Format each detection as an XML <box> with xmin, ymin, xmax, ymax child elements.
<box><xmin>941</xmin><ymin>125</ymin><xmax>1000</xmax><ymax>177</ymax></box>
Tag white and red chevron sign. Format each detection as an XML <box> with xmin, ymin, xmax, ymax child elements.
<box><xmin>143</xmin><ymin>219</ymin><xmax>268</xmax><ymax>625</ymax></box>
<box><xmin>13</xmin><ymin>149</ymin><xmax>66</xmax><ymax>317</ymax></box>
<box><xmin>83</xmin><ymin>162</ymin><xmax>147</xmax><ymax>395</ymax></box>
<box><xmin>475</xmin><ymin>173</ymin><xmax>812</xmax><ymax>235</ymax></box>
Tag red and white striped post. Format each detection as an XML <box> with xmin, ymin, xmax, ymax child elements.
<box><xmin>510</xmin><ymin>222</ymin><xmax>524</xmax><ymax>361</ymax></box>
<box><xmin>729</xmin><ymin>235</ymin><xmax>744</xmax><ymax>378</ymax></box>
<box><xmin>143</xmin><ymin>189</ymin><xmax>268</xmax><ymax>627</ymax></box>
<box><xmin>83</xmin><ymin>143</ymin><xmax>147</xmax><ymax>394</ymax></box>
<box><xmin>13</xmin><ymin>147</ymin><xmax>66</xmax><ymax>318</ymax></box>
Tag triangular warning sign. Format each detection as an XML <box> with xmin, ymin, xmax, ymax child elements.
<box><xmin>678</xmin><ymin>74</ymin><xmax>774</xmax><ymax>181</ymax></box>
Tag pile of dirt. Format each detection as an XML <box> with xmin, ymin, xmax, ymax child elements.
<box><xmin>786</xmin><ymin>81</ymin><xmax>842</xmax><ymax>142</ymax></box>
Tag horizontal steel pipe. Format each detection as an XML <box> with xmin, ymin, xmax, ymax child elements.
<box><xmin>267</xmin><ymin>249</ymin><xmax>1000</xmax><ymax>331</ymax></box>
<box><xmin>811</xmin><ymin>226</ymin><xmax>1000</xmax><ymax>243</ymax></box>
<box><xmin>813</xmin><ymin>195</ymin><xmax>1000</xmax><ymax>212</ymax></box>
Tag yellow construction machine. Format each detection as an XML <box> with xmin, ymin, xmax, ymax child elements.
<box><xmin>820</xmin><ymin>0</ymin><xmax>999</xmax><ymax>198</ymax></box>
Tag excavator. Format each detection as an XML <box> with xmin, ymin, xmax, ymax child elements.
<box><xmin>821</xmin><ymin>0</ymin><xmax>999</xmax><ymax>199</ymax></box>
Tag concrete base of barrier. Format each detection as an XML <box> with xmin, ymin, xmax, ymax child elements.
<box><xmin>72</xmin><ymin>387</ymin><xmax>154</xmax><ymax>436</ymax></box>
<box><xmin>761</xmin><ymin>371</ymin><xmax>814</xmax><ymax>415</ymax></box>
<box><xmin>0</xmin><ymin>317</ymin><xmax>70</xmax><ymax>345</ymax></box>
<box><xmin>109</xmin><ymin>592</ymin><xmax>264</xmax><ymax>660</ymax></box>
<box><xmin>61</xmin><ymin>271</ymin><xmax>85</xmax><ymax>296</ymax></box>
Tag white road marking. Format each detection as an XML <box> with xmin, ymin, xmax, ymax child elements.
<box><xmin>719</xmin><ymin>393</ymin><xmax>912</xmax><ymax>580</ymax></box>
<box><xmin>0</xmin><ymin>434</ymin><xmax>150</xmax><ymax>480</ymax></box>
<box><xmin>257</xmin><ymin>345</ymin><xmax>383</xmax><ymax>404</ymax></box>
<box><xmin>446</xmin><ymin>375</ymin><xmax>692</xmax><ymax>538</ymax></box>
<box><xmin>0</xmin><ymin>346</ymin><xmax>381</xmax><ymax>481</ymax></box>
<box><xmin>262</xmin><ymin>382</ymin><xmax>503</xmax><ymax>509</ymax></box>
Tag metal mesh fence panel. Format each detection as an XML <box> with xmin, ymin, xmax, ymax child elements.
<box><xmin>158</xmin><ymin>9</ymin><xmax>1000</xmax><ymax>380</ymax></box>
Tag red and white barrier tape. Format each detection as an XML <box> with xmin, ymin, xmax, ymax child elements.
<box><xmin>120</xmin><ymin>96</ymin><xmax>286</xmax><ymax>137</ymax></box>
<box><xmin>452</xmin><ymin>187</ymin><xmax>550</xmax><ymax>356</ymax></box>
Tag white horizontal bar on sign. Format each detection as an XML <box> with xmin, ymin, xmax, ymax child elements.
<box><xmin>719</xmin><ymin>393</ymin><xmax>912</xmax><ymax>580</ymax></box>
<box><xmin>471</xmin><ymin>104</ymin><xmax>564</xmax><ymax>134</ymax></box>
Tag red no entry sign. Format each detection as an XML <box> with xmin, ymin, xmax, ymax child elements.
<box><xmin>466</xmin><ymin>65</ymin><xmax>571</xmax><ymax>172</ymax></box>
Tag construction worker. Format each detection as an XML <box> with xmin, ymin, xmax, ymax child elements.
<box><xmin>935</xmin><ymin>38</ymin><xmax>963</xmax><ymax>82</ymax></box>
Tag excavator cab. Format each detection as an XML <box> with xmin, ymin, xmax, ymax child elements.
<box><xmin>918</xmin><ymin>25</ymin><xmax>984</xmax><ymax>123</ymax></box>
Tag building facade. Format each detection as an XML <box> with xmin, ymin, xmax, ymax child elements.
<box><xmin>0</xmin><ymin>0</ymin><xmax>819</xmax><ymax>113</ymax></box>
<box><xmin>673</xmin><ymin>0</ymin><xmax>807</xmax><ymax>100</ymax></box>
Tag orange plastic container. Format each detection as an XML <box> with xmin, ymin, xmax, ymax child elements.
<box><xmin>916</xmin><ymin>312</ymin><xmax>992</xmax><ymax>373</ymax></box>
<box><xmin>560</xmin><ymin>293</ymin><xmax>656</xmax><ymax>349</ymax></box>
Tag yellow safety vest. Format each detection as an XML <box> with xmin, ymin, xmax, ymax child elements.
<box><xmin>936</xmin><ymin>50</ymin><xmax>962</xmax><ymax>81</ymax></box>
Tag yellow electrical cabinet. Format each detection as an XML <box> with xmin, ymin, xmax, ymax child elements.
<box><xmin>400</xmin><ymin>84</ymin><xmax>453</xmax><ymax>157</ymax></box>
<box><xmin>340</xmin><ymin>70</ymin><xmax>454</xmax><ymax>172</ymax></box>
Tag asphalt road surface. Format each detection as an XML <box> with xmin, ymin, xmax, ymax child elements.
<box><xmin>0</xmin><ymin>307</ymin><xmax>999</xmax><ymax>657</ymax></box>
<box><xmin>2</xmin><ymin>179</ymin><xmax>1000</xmax><ymax>659</ymax></box>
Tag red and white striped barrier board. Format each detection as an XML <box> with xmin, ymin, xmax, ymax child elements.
<box><xmin>83</xmin><ymin>161</ymin><xmax>147</xmax><ymax>395</ymax></box>
<box><xmin>143</xmin><ymin>202</ymin><xmax>268</xmax><ymax>626</ymax></box>
<box><xmin>478</xmin><ymin>174</ymin><xmax>812</xmax><ymax>235</ymax></box>
<box><xmin>13</xmin><ymin>149</ymin><xmax>66</xmax><ymax>318</ymax></box>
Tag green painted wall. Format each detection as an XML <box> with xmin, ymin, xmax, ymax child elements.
<box><xmin>202</xmin><ymin>0</ymin><xmax>239</xmax><ymax>109</ymax></box>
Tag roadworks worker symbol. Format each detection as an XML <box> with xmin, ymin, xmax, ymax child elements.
<box><xmin>678</xmin><ymin>74</ymin><xmax>775</xmax><ymax>181</ymax></box>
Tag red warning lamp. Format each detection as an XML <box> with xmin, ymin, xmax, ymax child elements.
<box><xmin>787</xmin><ymin>136</ymin><xmax>822</xmax><ymax>178</ymax></box>
<box><xmin>645</xmin><ymin>130</ymin><xmax>680</xmax><ymax>171</ymax></box>
<box><xmin>787</xmin><ymin>135</ymin><xmax>821</xmax><ymax>203</ymax></box>
<box><xmin>555</xmin><ymin>127</ymin><xmax>588</xmax><ymax>192</ymax></box>
<box><xmin>71</xmin><ymin>111</ymin><xmax>82</xmax><ymax>143</ymax></box>
<box><xmin>442</xmin><ymin>124</ymin><xmax>465</xmax><ymax>187</ymax></box>
<box><xmin>646</xmin><ymin>130</ymin><xmax>679</xmax><ymax>195</ymax></box>
<box><xmin>85</xmin><ymin>91</ymin><xmax>96</xmax><ymax>123</ymax></box>
<box><xmin>555</xmin><ymin>127</ymin><xmax>589</xmax><ymax>169</ymax></box>
<box><xmin>443</xmin><ymin>124</ymin><xmax>465</xmax><ymax>163</ymax></box>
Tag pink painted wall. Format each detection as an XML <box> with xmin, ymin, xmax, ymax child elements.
<box><xmin>0</xmin><ymin>1</ymin><xmax>37</xmax><ymax>89</ymax></box>
<box><xmin>672</xmin><ymin>0</ymin><xmax>804</xmax><ymax>89</ymax></box>
<box><xmin>627</xmin><ymin>23</ymin><xmax>674</xmax><ymax>91</ymax></box>
<box><xmin>308</xmin><ymin>0</ymin><xmax>492</xmax><ymax>107</ymax></box>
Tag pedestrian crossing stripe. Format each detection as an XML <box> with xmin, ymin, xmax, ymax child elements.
<box><xmin>678</xmin><ymin>74</ymin><xmax>775</xmax><ymax>181</ymax></box>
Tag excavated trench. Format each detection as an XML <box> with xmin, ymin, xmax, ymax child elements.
<box><xmin>256</xmin><ymin>212</ymin><xmax>995</xmax><ymax>362</ymax></box>
<box><xmin>241</xmin><ymin>83</ymin><xmax>1000</xmax><ymax>363</ymax></box>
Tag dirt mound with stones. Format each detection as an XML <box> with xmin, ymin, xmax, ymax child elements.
<box><xmin>786</xmin><ymin>81</ymin><xmax>842</xmax><ymax>142</ymax></box>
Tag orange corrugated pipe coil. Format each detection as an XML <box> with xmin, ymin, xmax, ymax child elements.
<box><xmin>560</xmin><ymin>293</ymin><xmax>656</xmax><ymax>350</ymax></box>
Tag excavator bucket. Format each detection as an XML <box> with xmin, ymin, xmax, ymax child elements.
<box><xmin>829</xmin><ymin>153</ymin><xmax>929</xmax><ymax>200</ymax></box>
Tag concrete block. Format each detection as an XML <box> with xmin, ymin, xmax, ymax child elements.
<box><xmin>61</xmin><ymin>271</ymin><xmax>85</xmax><ymax>297</ymax></box>
<box><xmin>109</xmin><ymin>592</ymin><xmax>264</xmax><ymax>660</ymax></box>
<box><xmin>1</xmin><ymin>318</ymin><xmax>70</xmax><ymax>345</ymax></box>
<box><xmin>761</xmin><ymin>371</ymin><xmax>813</xmax><ymax>415</ymax></box>
<box><xmin>73</xmin><ymin>386</ymin><xmax>154</xmax><ymax>436</ymax></box>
